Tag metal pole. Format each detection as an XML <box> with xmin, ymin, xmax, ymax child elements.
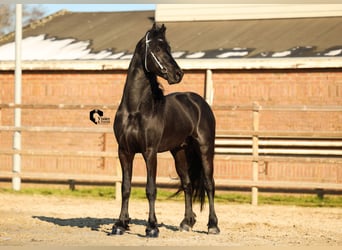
<box><xmin>13</xmin><ymin>4</ymin><xmax>22</xmax><ymax>191</ymax></box>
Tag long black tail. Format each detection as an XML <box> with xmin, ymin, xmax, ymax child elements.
<box><xmin>185</xmin><ymin>137</ymin><xmax>206</xmax><ymax>211</ymax></box>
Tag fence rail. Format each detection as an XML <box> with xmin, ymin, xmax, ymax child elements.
<box><xmin>1</xmin><ymin>125</ymin><xmax>342</xmax><ymax>138</ymax></box>
<box><xmin>0</xmin><ymin>103</ymin><xmax>118</xmax><ymax>110</ymax></box>
<box><xmin>1</xmin><ymin>103</ymin><xmax>342</xmax><ymax>204</ymax></box>
<box><xmin>2</xmin><ymin>103</ymin><xmax>342</xmax><ymax>111</ymax></box>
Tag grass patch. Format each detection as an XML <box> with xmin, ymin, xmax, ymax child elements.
<box><xmin>0</xmin><ymin>186</ymin><xmax>182</xmax><ymax>201</ymax></box>
<box><xmin>0</xmin><ymin>186</ymin><xmax>116</xmax><ymax>199</ymax></box>
<box><xmin>1</xmin><ymin>186</ymin><xmax>342</xmax><ymax>207</ymax></box>
<box><xmin>215</xmin><ymin>192</ymin><xmax>251</xmax><ymax>204</ymax></box>
<box><xmin>258</xmin><ymin>193</ymin><xmax>342</xmax><ymax>207</ymax></box>
<box><xmin>215</xmin><ymin>191</ymin><xmax>342</xmax><ymax>207</ymax></box>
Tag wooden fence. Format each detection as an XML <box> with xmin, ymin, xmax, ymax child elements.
<box><xmin>1</xmin><ymin>103</ymin><xmax>342</xmax><ymax>205</ymax></box>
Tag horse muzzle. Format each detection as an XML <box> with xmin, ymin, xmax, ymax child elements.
<box><xmin>167</xmin><ymin>69</ymin><xmax>184</xmax><ymax>84</ymax></box>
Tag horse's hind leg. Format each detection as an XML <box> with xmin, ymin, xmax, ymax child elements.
<box><xmin>171</xmin><ymin>147</ymin><xmax>196</xmax><ymax>232</ymax></box>
<box><xmin>111</xmin><ymin>148</ymin><xmax>134</xmax><ymax>235</ymax></box>
<box><xmin>198</xmin><ymin>142</ymin><xmax>220</xmax><ymax>234</ymax></box>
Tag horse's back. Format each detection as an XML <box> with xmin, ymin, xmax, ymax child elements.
<box><xmin>165</xmin><ymin>92</ymin><xmax>215</xmax><ymax>123</ymax></box>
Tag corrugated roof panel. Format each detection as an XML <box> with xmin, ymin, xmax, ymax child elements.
<box><xmin>0</xmin><ymin>10</ymin><xmax>342</xmax><ymax>60</ymax></box>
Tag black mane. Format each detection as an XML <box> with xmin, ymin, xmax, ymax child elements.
<box><xmin>148</xmin><ymin>74</ymin><xmax>165</xmax><ymax>101</ymax></box>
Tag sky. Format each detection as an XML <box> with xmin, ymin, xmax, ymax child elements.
<box><xmin>35</xmin><ymin>4</ymin><xmax>156</xmax><ymax>17</ymax></box>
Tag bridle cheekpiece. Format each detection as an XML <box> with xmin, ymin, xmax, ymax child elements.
<box><xmin>144</xmin><ymin>32</ymin><xmax>167</xmax><ymax>74</ymax></box>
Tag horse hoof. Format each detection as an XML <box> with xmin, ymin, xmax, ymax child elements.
<box><xmin>111</xmin><ymin>226</ymin><xmax>125</xmax><ymax>235</ymax></box>
<box><xmin>179</xmin><ymin>223</ymin><xmax>192</xmax><ymax>232</ymax></box>
<box><xmin>208</xmin><ymin>226</ymin><xmax>220</xmax><ymax>235</ymax></box>
<box><xmin>145</xmin><ymin>227</ymin><xmax>159</xmax><ymax>238</ymax></box>
<box><xmin>179</xmin><ymin>216</ymin><xmax>196</xmax><ymax>232</ymax></box>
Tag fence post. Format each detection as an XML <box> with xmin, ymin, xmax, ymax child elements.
<box><xmin>102</xmin><ymin>133</ymin><xmax>107</xmax><ymax>169</ymax></box>
<box><xmin>252</xmin><ymin>102</ymin><xmax>260</xmax><ymax>206</ymax></box>
<box><xmin>115</xmin><ymin>157</ymin><xmax>122</xmax><ymax>202</ymax></box>
<box><xmin>205</xmin><ymin>69</ymin><xmax>214</xmax><ymax>106</ymax></box>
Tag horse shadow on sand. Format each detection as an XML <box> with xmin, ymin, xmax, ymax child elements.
<box><xmin>32</xmin><ymin>216</ymin><xmax>180</xmax><ymax>236</ymax></box>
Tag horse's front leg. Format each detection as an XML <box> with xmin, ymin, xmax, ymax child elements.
<box><xmin>111</xmin><ymin>149</ymin><xmax>134</xmax><ymax>235</ymax></box>
<box><xmin>143</xmin><ymin>149</ymin><xmax>159</xmax><ymax>237</ymax></box>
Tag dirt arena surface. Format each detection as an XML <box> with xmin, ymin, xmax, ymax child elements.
<box><xmin>0</xmin><ymin>193</ymin><xmax>341</xmax><ymax>247</ymax></box>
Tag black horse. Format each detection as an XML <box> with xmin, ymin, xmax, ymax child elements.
<box><xmin>112</xmin><ymin>23</ymin><xmax>220</xmax><ymax>237</ymax></box>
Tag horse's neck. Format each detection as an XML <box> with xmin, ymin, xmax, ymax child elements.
<box><xmin>121</xmin><ymin>54</ymin><xmax>154</xmax><ymax>112</ymax></box>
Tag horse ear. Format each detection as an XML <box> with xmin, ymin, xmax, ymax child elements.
<box><xmin>152</xmin><ymin>23</ymin><xmax>157</xmax><ymax>30</ymax></box>
<box><xmin>150</xmin><ymin>23</ymin><xmax>166</xmax><ymax>34</ymax></box>
<box><xmin>161</xmin><ymin>24</ymin><xmax>166</xmax><ymax>33</ymax></box>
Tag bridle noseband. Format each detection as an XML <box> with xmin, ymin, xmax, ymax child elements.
<box><xmin>144</xmin><ymin>32</ymin><xmax>167</xmax><ymax>74</ymax></box>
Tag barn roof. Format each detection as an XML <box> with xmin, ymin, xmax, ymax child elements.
<box><xmin>0</xmin><ymin>9</ymin><xmax>342</xmax><ymax>61</ymax></box>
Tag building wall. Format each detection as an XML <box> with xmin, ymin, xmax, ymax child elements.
<box><xmin>1</xmin><ymin>68</ymin><xmax>341</xmax><ymax>184</ymax></box>
<box><xmin>212</xmin><ymin>69</ymin><xmax>342</xmax><ymax>131</ymax></box>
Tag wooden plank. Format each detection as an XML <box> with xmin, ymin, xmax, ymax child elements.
<box><xmin>259</xmin><ymin>148</ymin><xmax>342</xmax><ymax>156</ymax></box>
<box><xmin>1</xmin><ymin>126</ymin><xmax>341</xmax><ymax>138</ymax></box>
<box><xmin>216</xmin><ymin>130</ymin><xmax>342</xmax><ymax>138</ymax></box>
<box><xmin>0</xmin><ymin>149</ymin><xmax>116</xmax><ymax>158</ymax></box>
<box><xmin>212</xmin><ymin>104</ymin><xmax>342</xmax><ymax>112</ymax></box>
<box><xmin>215</xmin><ymin>138</ymin><xmax>342</xmax><ymax>147</ymax></box>
<box><xmin>212</xmin><ymin>105</ymin><xmax>253</xmax><ymax>111</ymax></box>
<box><xmin>2</xmin><ymin>171</ymin><xmax>341</xmax><ymax>192</ymax></box>
<box><xmin>0</xmin><ymin>103</ymin><xmax>118</xmax><ymax>110</ymax></box>
<box><xmin>215</xmin><ymin>154</ymin><xmax>342</xmax><ymax>164</ymax></box>
<box><xmin>215</xmin><ymin>179</ymin><xmax>342</xmax><ymax>191</ymax></box>
<box><xmin>215</xmin><ymin>138</ymin><xmax>252</xmax><ymax>146</ymax></box>
<box><xmin>0</xmin><ymin>171</ymin><xmax>178</xmax><ymax>186</ymax></box>
<box><xmin>0</xmin><ymin>171</ymin><xmax>119</xmax><ymax>182</ymax></box>
<box><xmin>260</xmin><ymin>139</ymin><xmax>342</xmax><ymax>147</ymax></box>
<box><xmin>258</xmin><ymin>105</ymin><xmax>342</xmax><ymax>112</ymax></box>
<box><xmin>0</xmin><ymin>149</ymin><xmax>171</xmax><ymax>160</ymax></box>
<box><xmin>1</xmin><ymin>149</ymin><xmax>341</xmax><ymax>164</ymax></box>
<box><xmin>215</xmin><ymin>148</ymin><xmax>342</xmax><ymax>156</ymax></box>
<box><xmin>2</xmin><ymin>103</ymin><xmax>340</xmax><ymax>112</ymax></box>
<box><xmin>215</xmin><ymin>148</ymin><xmax>252</xmax><ymax>154</ymax></box>
<box><xmin>0</xmin><ymin>125</ymin><xmax>113</xmax><ymax>133</ymax></box>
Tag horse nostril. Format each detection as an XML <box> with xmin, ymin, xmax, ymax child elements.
<box><xmin>176</xmin><ymin>70</ymin><xmax>184</xmax><ymax>81</ymax></box>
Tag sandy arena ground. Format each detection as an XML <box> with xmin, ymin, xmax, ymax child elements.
<box><xmin>0</xmin><ymin>193</ymin><xmax>341</xmax><ymax>247</ymax></box>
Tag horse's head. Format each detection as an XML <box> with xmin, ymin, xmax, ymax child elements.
<box><xmin>143</xmin><ymin>23</ymin><xmax>183</xmax><ymax>84</ymax></box>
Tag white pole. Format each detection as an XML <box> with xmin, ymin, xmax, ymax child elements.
<box><xmin>13</xmin><ymin>4</ymin><xmax>22</xmax><ymax>191</ymax></box>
